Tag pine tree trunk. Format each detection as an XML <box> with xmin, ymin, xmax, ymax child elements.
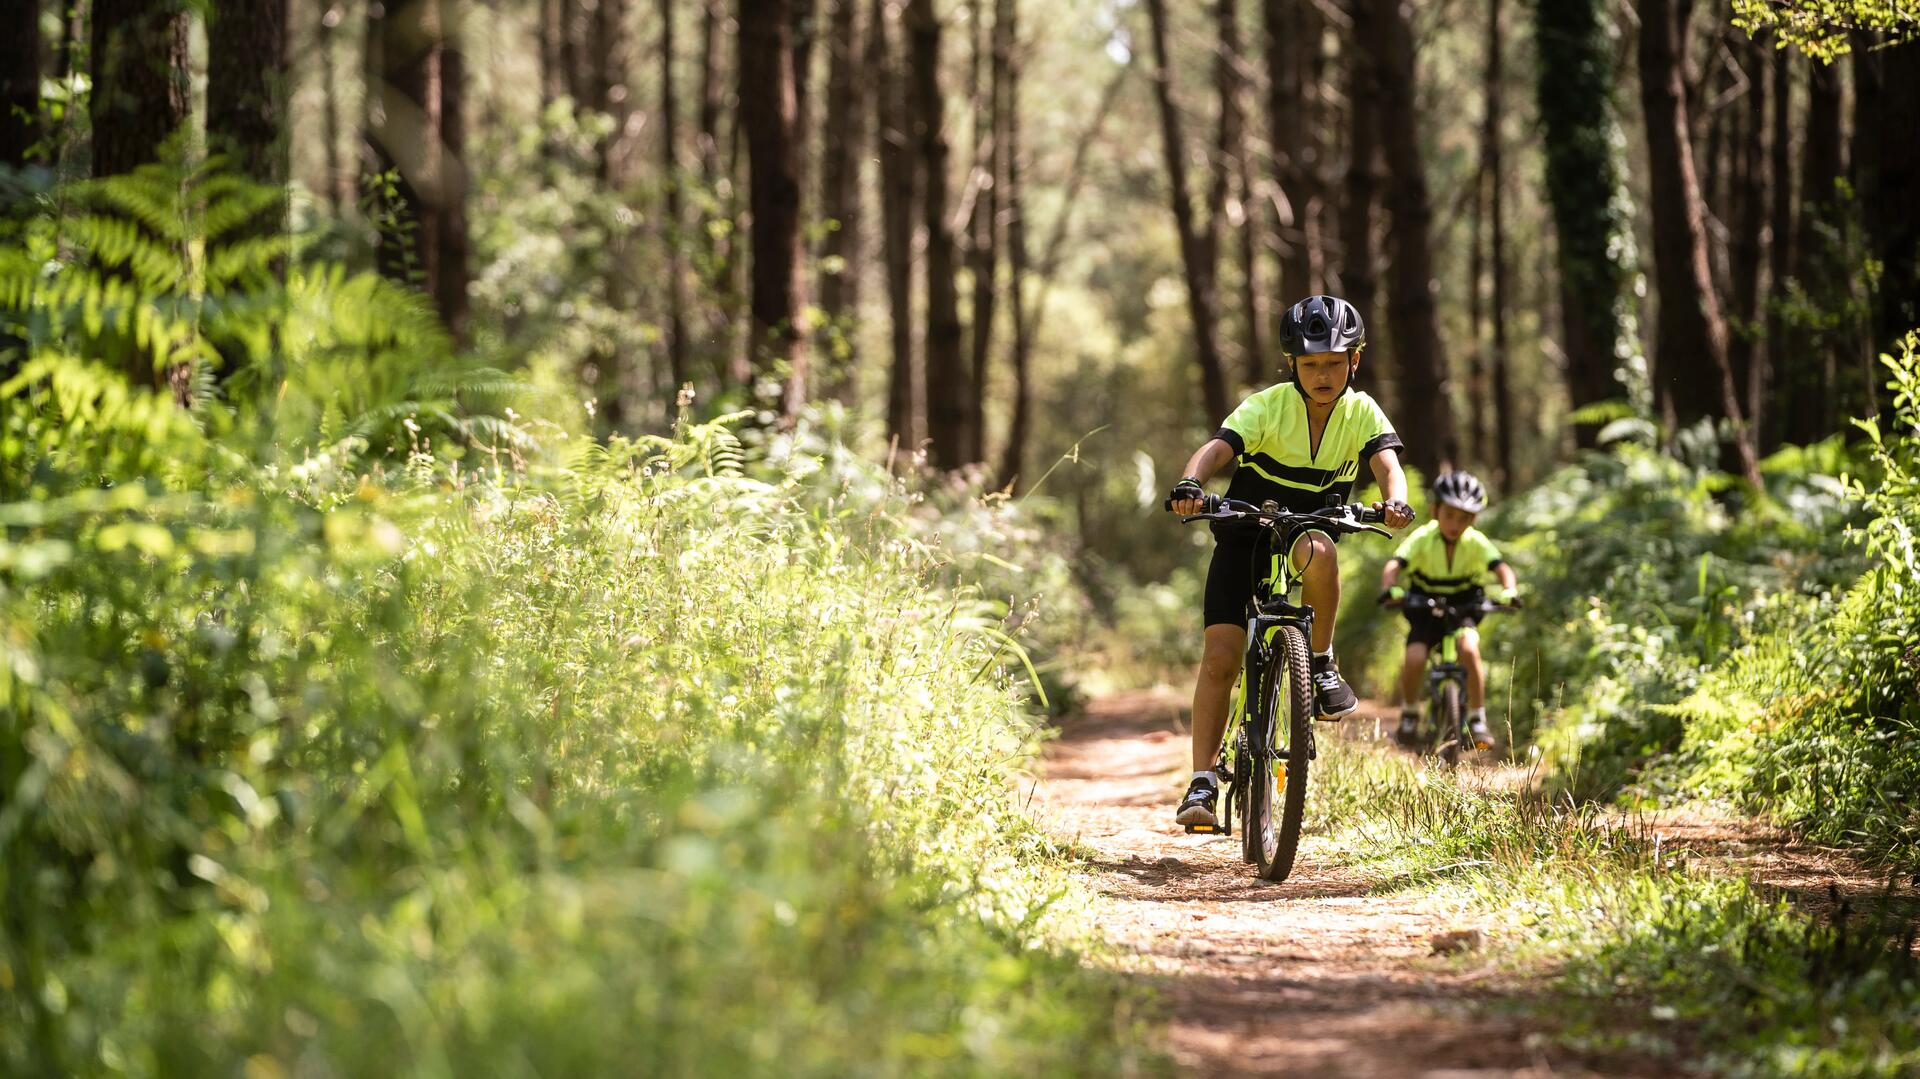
<box><xmin>1338</xmin><ymin>0</ymin><xmax>1380</xmax><ymax>359</ymax></box>
<box><xmin>1782</xmin><ymin>53</ymin><xmax>1843</xmax><ymax>442</ymax></box>
<box><xmin>318</xmin><ymin>2</ymin><xmax>348</xmax><ymax>217</ymax></box>
<box><xmin>1765</xmin><ymin>43</ymin><xmax>1792</xmax><ymax>440</ymax></box>
<box><xmin>1</xmin><ymin>0</ymin><xmax>41</xmax><ymax>171</ymax></box>
<box><xmin>207</xmin><ymin>0</ymin><xmax>288</xmax><ymax>190</ymax></box>
<box><xmin>963</xmin><ymin>0</ymin><xmax>999</xmax><ymax>464</ymax></box>
<box><xmin>997</xmin><ymin>0</ymin><xmax>1030</xmax><ymax>488</ymax></box>
<box><xmin>1854</xmin><ymin>35</ymin><xmax>1920</xmax><ymax>399</ymax></box>
<box><xmin>1215</xmin><ymin>0</ymin><xmax>1261</xmax><ymax>383</ymax></box>
<box><xmin>1637</xmin><ymin>0</ymin><xmax>1758</xmax><ymax>481</ymax></box>
<box><xmin>90</xmin><ymin>0</ymin><xmax>190</xmax><ymax>177</ymax></box>
<box><xmin>1534</xmin><ymin>0</ymin><xmax>1627</xmax><ymax>446</ymax></box>
<box><xmin>1262</xmin><ymin>0</ymin><xmax>1314</xmax><ymax>304</ymax></box>
<box><xmin>1468</xmin><ymin>165</ymin><xmax>1487</xmax><ymax>465</ymax></box>
<box><xmin>1728</xmin><ymin>34</ymin><xmax>1766</xmax><ymax>443</ymax></box>
<box><xmin>817</xmin><ymin>0</ymin><xmax>864</xmax><ymax>401</ymax></box>
<box><xmin>435</xmin><ymin>0</ymin><xmax>470</xmax><ymax>340</ymax></box>
<box><xmin>1145</xmin><ymin>0</ymin><xmax>1228</xmax><ymax>425</ymax></box>
<box><xmin>871</xmin><ymin>0</ymin><xmax>918</xmax><ymax>451</ymax></box>
<box><xmin>661</xmin><ymin>0</ymin><xmax>689</xmax><ymax>399</ymax></box>
<box><xmin>1371</xmin><ymin>0</ymin><xmax>1455</xmax><ymax>471</ymax></box>
<box><xmin>909</xmin><ymin>0</ymin><xmax>965</xmax><ymax>466</ymax></box>
<box><xmin>740</xmin><ymin>0</ymin><xmax>811</xmax><ymax>417</ymax></box>
<box><xmin>1485</xmin><ymin>0</ymin><xmax>1513</xmax><ymax>486</ymax></box>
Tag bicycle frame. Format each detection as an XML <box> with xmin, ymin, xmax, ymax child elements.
<box><xmin>1193</xmin><ymin>528</ymin><xmax>1321</xmax><ymax>837</ymax></box>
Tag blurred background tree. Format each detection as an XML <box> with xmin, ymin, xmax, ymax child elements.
<box><xmin>0</xmin><ymin>0</ymin><xmax>1914</xmax><ymax>599</ymax></box>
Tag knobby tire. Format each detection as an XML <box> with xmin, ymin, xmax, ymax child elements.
<box><xmin>1249</xmin><ymin>625</ymin><xmax>1313</xmax><ymax>882</ymax></box>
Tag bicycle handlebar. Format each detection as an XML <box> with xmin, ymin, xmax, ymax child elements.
<box><xmin>1161</xmin><ymin>495</ymin><xmax>1395</xmax><ymax>538</ymax></box>
<box><xmin>1387</xmin><ymin>593</ymin><xmax>1518</xmax><ymax>619</ymax></box>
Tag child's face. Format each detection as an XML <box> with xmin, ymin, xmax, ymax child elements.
<box><xmin>1436</xmin><ymin>503</ymin><xmax>1477</xmax><ymax>539</ymax></box>
<box><xmin>1293</xmin><ymin>351</ymin><xmax>1355</xmax><ymax>404</ymax></box>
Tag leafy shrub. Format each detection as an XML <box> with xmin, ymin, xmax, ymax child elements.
<box><xmin>1663</xmin><ymin>333</ymin><xmax>1920</xmax><ymax>868</ymax></box>
<box><xmin>1464</xmin><ymin>433</ymin><xmax>1859</xmax><ymax>792</ymax></box>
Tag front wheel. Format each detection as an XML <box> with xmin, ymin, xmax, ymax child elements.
<box><xmin>1248</xmin><ymin>625</ymin><xmax>1314</xmax><ymax>882</ymax></box>
<box><xmin>1434</xmin><ymin>679</ymin><xmax>1465</xmax><ymax>767</ymax></box>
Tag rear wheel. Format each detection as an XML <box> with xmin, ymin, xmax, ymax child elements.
<box><xmin>1435</xmin><ymin>679</ymin><xmax>1465</xmax><ymax>767</ymax></box>
<box><xmin>1250</xmin><ymin>625</ymin><xmax>1314</xmax><ymax>882</ymax></box>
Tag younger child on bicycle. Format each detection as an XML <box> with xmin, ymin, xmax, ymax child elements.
<box><xmin>1379</xmin><ymin>471</ymin><xmax>1518</xmax><ymax>750</ymax></box>
<box><xmin>1167</xmin><ymin>295</ymin><xmax>1414</xmax><ymax>828</ymax></box>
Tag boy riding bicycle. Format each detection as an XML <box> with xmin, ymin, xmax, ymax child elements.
<box><xmin>1166</xmin><ymin>295</ymin><xmax>1414</xmax><ymax>828</ymax></box>
<box><xmin>1379</xmin><ymin>471</ymin><xmax>1519</xmax><ymax>750</ymax></box>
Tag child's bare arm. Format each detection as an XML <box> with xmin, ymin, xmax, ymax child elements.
<box><xmin>1169</xmin><ymin>439</ymin><xmax>1237</xmax><ymax>514</ymax></box>
<box><xmin>1181</xmin><ymin>439</ymin><xmax>1236</xmax><ymax>485</ymax></box>
<box><xmin>1367</xmin><ymin>449</ymin><xmax>1415</xmax><ymax>527</ymax></box>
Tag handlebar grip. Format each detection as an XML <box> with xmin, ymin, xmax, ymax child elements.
<box><xmin>1163</xmin><ymin>493</ymin><xmax>1222</xmax><ymax>513</ymax></box>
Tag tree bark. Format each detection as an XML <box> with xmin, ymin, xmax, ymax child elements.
<box><xmin>1371</xmin><ymin>0</ymin><xmax>1455</xmax><ymax>472</ymax></box>
<box><xmin>1781</xmin><ymin>52</ymin><xmax>1843</xmax><ymax>443</ymax></box>
<box><xmin>318</xmin><ymin>2</ymin><xmax>348</xmax><ymax>216</ymax></box>
<box><xmin>1215</xmin><ymin>0</ymin><xmax>1263</xmax><ymax>385</ymax></box>
<box><xmin>90</xmin><ymin>0</ymin><xmax>190</xmax><ymax>177</ymax></box>
<box><xmin>207</xmin><ymin>0</ymin><xmax>289</xmax><ymax>187</ymax></box>
<box><xmin>1728</xmin><ymin>33</ymin><xmax>1766</xmax><ymax>442</ymax></box>
<box><xmin>1637</xmin><ymin>0</ymin><xmax>1758</xmax><ymax>481</ymax></box>
<box><xmin>1145</xmin><ymin>0</ymin><xmax>1229</xmax><ymax>426</ymax></box>
<box><xmin>871</xmin><ymin>0</ymin><xmax>918</xmax><ymax>451</ymax></box>
<box><xmin>1262</xmin><ymin>0</ymin><xmax>1320</xmax><ymax>303</ymax></box>
<box><xmin>908</xmin><ymin>0</ymin><xmax>965</xmax><ymax>465</ymax></box>
<box><xmin>1854</xmin><ymin>35</ymin><xmax>1920</xmax><ymax>396</ymax></box>
<box><xmin>740</xmin><ymin>0</ymin><xmax>810</xmax><ymax>417</ymax></box>
<box><xmin>0</xmin><ymin>0</ymin><xmax>41</xmax><ymax>171</ymax></box>
<box><xmin>1484</xmin><ymin>0</ymin><xmax>1514</xmax><ymax>486</ymax></box>
<box><xmin>818</xmin><ymin>0</ymin><xmax>865</xmax><ymax>401</ymax></box>
<box><xmin>997</xmin><ymin>0</ymin><xmax>1030</xmax><ymax>488</ymax></box>
<box><xmin>438</xmin><ymin>0</ymin><xmax>471</xmax><ymax>339</ymax></box>
<box><xmin>661</xmin><ymin>0</ymin><xmax>689</xmax><ymax>398</ymax></box>
<box><xmin>1534</xmin><ymin>0</ymin><xmax>1627</xmax><ymax>446</ymax></box>
<box><xmin>1338</xmin><ymin>0</ymin><xmax>1380</xmax><ymax>356</ymax></box>
<box><xmin>1765</xmin><ymin>43</ymin><xmax>1792</xmax><ymax>440</ymax></box>
<box><xmin>963</xmin><ymin>0</ymin><xmax>999</xmax><ymax>464</ymax></box>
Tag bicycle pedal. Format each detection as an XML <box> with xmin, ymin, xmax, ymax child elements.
<box><xmin>1184</xmin><ymin>822</ymin><xmax>1227</xmax><ymax>835</ymax></box>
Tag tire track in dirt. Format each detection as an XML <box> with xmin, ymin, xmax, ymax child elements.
<box><xmin>1037</xmin><ymin>689</ymin><xmax>1669</xmax><ymax>1079</ymax></box>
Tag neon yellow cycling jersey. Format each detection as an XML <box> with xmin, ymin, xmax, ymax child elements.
<box><xmin>1215</xmin><ymin>384</ymin><xmax>1404</xmax><ymax>514</ymax></box>
<box><xmin>1390</xmin><ymin>520</ymin><xmax>1506</xmax><ymax>595</ymax></box>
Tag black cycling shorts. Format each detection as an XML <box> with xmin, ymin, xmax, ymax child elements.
<box><xmin>1203</xmin><ymin>528</ymin><xmax>1340</xmax><ymax>628</ymax></box>
<box><xmin>1403</xmin><ymin>590</ymin><xmax>1483</xmax><ymax>648</ymax></box>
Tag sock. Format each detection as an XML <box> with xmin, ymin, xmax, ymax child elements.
<box><xmin>1468</xmin><ymin>707</ymin><xmax>1487</xmax><ymax>723</ymax></box>
<box><xmin>1314</xmin><ymin>646</ymin><xmax>1334</xmax><ymax>664</ymax></box>
<box><xmin>1400</xmin><ymin>706</ymin><xmax>1419</xmax><ymax>721</ymax></box>
<box><xmin>1191</xmin><ymin>769</ymin><xmax>1218</xmax><ymax>786</ymax></box>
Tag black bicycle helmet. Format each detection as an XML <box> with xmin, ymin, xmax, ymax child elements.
<box><xmin>1278</xmin><ymin>295</ymin><xmax>1367</xmax><ymax>356</ymax></box>
<box><xmin>1432</xmin><ymin>471</ymin><xmax>1488</xmax><ymax>514</ymax></box>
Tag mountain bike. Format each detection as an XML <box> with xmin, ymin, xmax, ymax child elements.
<box><xmin>1381</xmin><ymin>592</ymin><xmax>1515</xmax><ymax>766</ymax></box>
<box><xmin>1166</xmin><ymin>494</ymin><xmax>1395</xmax><ymax>881</ymax></box>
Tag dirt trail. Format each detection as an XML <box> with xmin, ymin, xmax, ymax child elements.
<box><xmin>1038</xmin><ymin>689</ymin><xmax>1664</xmax><ymax>1079</ymax></box>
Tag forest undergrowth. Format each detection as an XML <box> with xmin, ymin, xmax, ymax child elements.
<box><xmin>0</xmin><ymin>165</ymin><xmax>1155</xmax><ymax>1076</ymax></box>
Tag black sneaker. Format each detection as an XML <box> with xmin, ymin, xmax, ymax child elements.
<box><xmin>1394</xmin><ymin>711</ymin><xmax>1421</xmax><ymax>746</ymax></box>
<box><xmin>1175</xmin><ymin>775</ymin><xmax>1219</xmax><ymax>827</ymax></box>
<box><xmin>1311</xmin><ymin>653</ymin><xmax>1359</xmax><ymax>719</ymax></box>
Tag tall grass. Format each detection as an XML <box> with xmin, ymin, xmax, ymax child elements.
<box><xmin>1310</xmin><ymin>737</ymin><xmax>1920</xmax><ymax>1077</ymax></box>
<box><xmin>0</xmin><ymin>159</ymin><xmax>1151</xmax><ymax>1073</ymax></box>
<box><xmin>0</xmin><ymin>406</ymin><xmax>1152</xmax><ymax>1075</ymax></box>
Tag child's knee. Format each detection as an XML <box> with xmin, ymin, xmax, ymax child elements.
<box><xmin>1199</xmin><ymin>640</ymin><xmax>1243</xmax><ymax>683</ymax></box>
<box><xmin>1403</xmin><ymin>643</ymin><xmax>1428</xmax><ymax>666</ymax></box>
<box><xmin>1289</xmin><ymin>532</ymin><xmax>1338</xmax><ymax>576</ymax></box>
